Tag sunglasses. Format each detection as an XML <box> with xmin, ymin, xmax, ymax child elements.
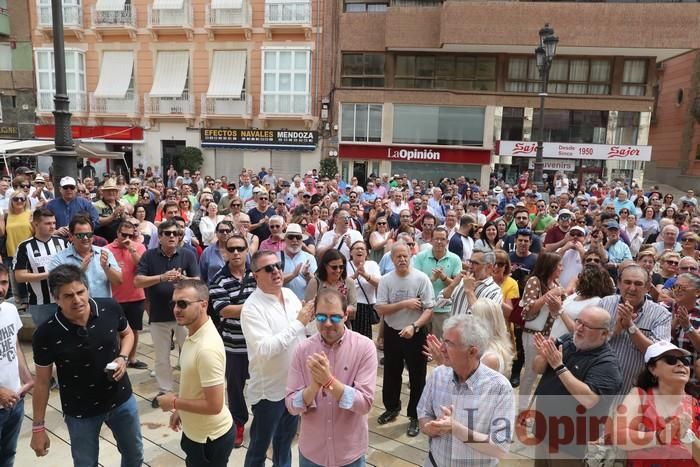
<box><xmin>682</xmin><ymin>238</ymin><xmax>696</xmax><ymax>242</ymax></box>
<box><xmin>161</xmin><ymin>230</ymin><xmax>179</xmax><ymax>237</ymax></box>
<box><xmin>666</xmin><ymin>260</ymin><xmax>680</xmax><ymax>266</ymax></box>
<box><xmin>12</xmin><ymin>197</ymin><xmax>25</xmax><ymax>202</ymax></box>
<box><xmin>654</xmin><ymin>355</ymin><xmax>693</xmax><ymax>367</ymax></box>
<box><xmin>570</xmin><ymin>232</ymin><xmax>584</xmax><ymax>237</ymax></box>
<box><xmin>63</xmin><ymin>185</ymin><xmax>76</xmax><ymax>190</ymax></box>
<box><xmin>119</xmin><ymin>232</ymin><xmax>134</xmax><ymax>239</ymax></box>
<box><xmin>286</xmin><ymin>235</ymin><xmax>302</xmax><ymax>241</ymax></box>
<box><xmin>231</xmin><ymin>203</ymin><xmax>241</xmax><ymax>207</ymax></box>
<box><xmin>227</xmin><ymin>246</ymin><xmax>246</xmax><ymax>253</ymax></box>
<box><xmin>74</xmin><ymin>232</ymin><xmax>93</xmax><ymax>240</ymax></box>
<box><xmin>218</xmin><ymin>229</ymin><xmax>232</xmax><ymax>234</ymax></box>
<box><xmin>316</xmin><ymin>313</ymin><xmax>343</xmax><ymax>324</ymax></box>
<box><xmin>20</xmin><ymin>184</ymin><xmax>30</xmax><ymax>189</ymax></box>
<box><xmin>169</xmin><ymin>299</ymin><xmax>205</xmax><ymax>309</ymax></box>
<box><xmin>269</xmin><ymin>225</ymin><xmax>282</xmax><ymax>229</ymax></box>
<box><xmin>327</xmin><ymin>264</ymin><xmax>344</xmax><ymax>271</ymax></box>
<box><xmin>376</xmin><ymin>222</ymin><xmax>387</xmax><ymax>225</ymax></box>
<box><xmin>258</xmin><ymin>197</ymin><xmax>269</xmax><ymax>201</ymax></box>
<box><xmin>495</xmin><ymin>262</ymin><xmax>506</xmax><ymax>267</ymax></box>
<box><xmin>585</xmin><ymin>258</ymin><xmax>601</xmax><ymax>264</ymax></box>
<box><xmin>256</xmin><ymin>262</ymin><xmax>282</xmax><ymax>273</ymax></box>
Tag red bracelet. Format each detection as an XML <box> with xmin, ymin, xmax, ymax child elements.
<box><xmin>32</xmin><ymin>426</ymin><xmax>46</xmax><ymax>433</ymax></box>
<box><xmin>322</xmin><ymin>377</ymin><xmax>334</xmax><ymax>390</ymax></box>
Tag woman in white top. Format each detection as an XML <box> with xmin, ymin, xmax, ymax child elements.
<box><xmin>474</xmin><ymin>221</ymin><xmax>499</xmax><ymax>252</ymax></box>
<box><xmin>347</xmin><ymin>240</ymin><xmax>381</xmax><ymax>339</ymax></box>
<box><xmin>369</xmin><ymin>215</ymin><xmax>393</xmax><ymax>263</ymax></box>
<box><xmin>624</xmin><ymin>214</ymin><xmax>644</xmax><ymax>257</ymax></box>
<box><xmin>200</xmin><ymin>201</ymin><xmax>224</xmax><ymax>246</ymax></box>
<box><xmin>549</xmin><ymin>263</ymin><xmax>615</xmax><ymax>339</ymax></box>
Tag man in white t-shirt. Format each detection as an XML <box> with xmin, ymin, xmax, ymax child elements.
<box><xmin>557</xmin><ymin>225</ymin><xmax>586</xmax><ymax>290</ymax></box>
<box><xmin>0</xmin><ymin>263</ymin><xmax>34</xmax><ymax>465</ymax></box>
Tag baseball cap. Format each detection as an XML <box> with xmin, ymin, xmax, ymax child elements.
<box><xmin>557</xmin><ymin>209</ymin><xmax>573</xmax><ymax>220</ymax></box>
<box><xmin>644</xmin><ymin>341</ymin><xmax>690</xmax><ymax>364</ymax></box>
<box><xmin>60</xmin><ymin>176</ymin><xmax>77</xmax><ymax>187</ymax></box>
<box><xmin>570</xmin><ymin>226</ymin><xmax>586</xmax><ymax>235</ymax></box>
<box><xmin>606</xmin><ymin>220</ymin><xmax>620</xmax><ymax>230</ymax></box>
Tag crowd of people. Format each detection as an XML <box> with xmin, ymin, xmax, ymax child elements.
<box><xmin>1</xmin><ymin>164</ymin><xmax>700</xmax><ymax>466</ymax></box>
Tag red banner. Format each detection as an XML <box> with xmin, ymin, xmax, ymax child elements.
<box><xmin>339</xmin><ymin>144</ymin><xmax>490</xmax><ymax>165</ymax></box>
<box><xmin>35</xmin><ymin>125</ymin><xmax>143</xmax><ymax>141</ymax></box>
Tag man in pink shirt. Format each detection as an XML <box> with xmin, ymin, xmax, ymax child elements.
<box><xmin>106</xmin><ymin>220</ymin><xmax>148</xmax><ymax>369</ymax></box>
<box><xmin>285</xmin><ymin>288</ymin><xmax>377</xmax><ymax>467</ymax></box>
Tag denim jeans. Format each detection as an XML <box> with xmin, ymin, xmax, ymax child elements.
<box><xmin>243</xmin><ymin>399</ymin><xmax>299</xmax><ymax>467</ymax></box>
<box><xmin>299</xmin><ymin>451</ymin><xmax>366</xmax><ymax>467</ymax></box>
<box><xmin>0</xmin><ymin>398</ymin><xmax>24</xmax><ymax>467</ymax></box>
<box><xmin>181</xmin><ymin>424</ymin><xmax>235</xmax><ymax>467</ymax></box>
<box><xmin>64</xmin><ymin>395</ymin><xmax>143</xmax><ymax>467</ymax></box>
<box><xmin>29</xmin><ymin>303</ymin><xmax>57</xmax><ymax>328</ymax></box>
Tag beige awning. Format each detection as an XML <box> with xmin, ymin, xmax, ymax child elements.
<box><xmin>150</xmin><ymin>51</ymin><xmax>189</xmax><ymax>98</ymax></box>
<box><xmin>152</xmin><ymin>0</ymin><xmax>184</xmax><ymax>9</ymax></box>
<box><xmin>207</xmin><ymin>51</ymin><xmax>246</xmax><ymax>98</ymax></box>
<box><xmin>94</xmin><ymin>51</ymin><xmax>134</xmax><ymax>98</ymax></box>
<box><xmin>95</xmin><ymin>0</ymin><xmax>127</xmax><ymax>11</ymax></box>
<box><xmin>212</xmin><ymin>0</ymin><xmax>243</xmax><ymax>8</ymax></box>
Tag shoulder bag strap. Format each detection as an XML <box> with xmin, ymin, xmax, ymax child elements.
<box><xmin>349</xmin><ymin>261</ymin><xmax>371</xmax><ymax>303</ymax></box>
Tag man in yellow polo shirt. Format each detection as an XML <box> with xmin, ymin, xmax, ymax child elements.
<box><xmin>157</xmin><ymin>279</ymin><xmax>234</xmax><ymax>466</ymax></box>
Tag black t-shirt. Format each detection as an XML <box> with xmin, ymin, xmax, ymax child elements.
<box><xmin>533</xmin><ymin>334</ymin><xmax>623</xmax><ymax>456</ymax></box>
<box><xmin>502</xmin><ymin>234</ymin><xmax>542</xmax><ymax>254</ymax></box>
<box><xmin>509</xmin><ymin>251</ymin><xmax>538</xmax><ymax>294</ymax></box>
<box><xmin>248</xmin><ymin>206</ymin><xmax>276</xmax><ymax>241</ymax></box>
<box><xmin>32</xmin><ymin>298</ymin><xmax>132</xmax><ymax>418</ymax></box>
<box><xmin>136</xmin><ymin>247</ymin><xmax>200</xmax><ymax>322</ymax></box>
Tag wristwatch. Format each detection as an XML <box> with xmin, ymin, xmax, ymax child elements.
<box><xmin>627</xmin><ymin>324</ymin><xmax>639</xmax><ymax>335</ymax></box>
<box><xmin>685</xmin><ymin>324</ymin><xmax>696</xmax><ymax>334</ymax></box>
<box><xmin>411</xmin><ymin>322</ymin><xmax>419</xmax><ymax>333</ymax></box>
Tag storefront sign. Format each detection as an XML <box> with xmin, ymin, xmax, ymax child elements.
<box><xmin>497</xmin><ymin>141</ymin><xmax>652</xmax><ymax>162</ymax></box>
<box><xmin>0</xmin><ymin>125</ymin><xmax>18</xmax><ymax>139</ymax></box>
<box><xmin>35</xmin><ymin>125</ymin><xmax>144</xmax><ymax>141</ymax></box>
<box><xmin>339</xmin><ymin>144</ymin><xmax>490</xmax><ymax>165</ymax></box>
<box><xmin>527</xmin><ymin>158</ymin><xmax>576</xmax><ymax>172</ymax></box>
<box><xmin>200</xmin><ymin>129</ymin><xmax>318</xmax><ymax>151</ymax></box>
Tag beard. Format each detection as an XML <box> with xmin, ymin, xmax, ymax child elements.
<box><xmin>287</xmin><ymin>244</ymin><xmax>302</xmax><ymax>254</ymax></box>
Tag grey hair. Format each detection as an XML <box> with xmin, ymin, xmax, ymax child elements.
<box><xmin>662</xmin><ymin>224</ymin><xmax>680</xmax><ymax>236</ymax></box>
<box><xmin>269</xmin><ymin>215</ymin><xmax>285</xmax><ymax>225</ymax></box>
<box><xmin>442</xmin><ymin>314</ymin><xmax>490</xmax><ymax>357</ymax></box>
<box><xmin>619</xmin><ymin>264</ymin><xmax>650</xmax><ymax>284</ymax></box>
<box><xmin>472</xmin><ymin>247</ymin><xmax>496</xmax><ymax>265</ymax></box>
<box><xmin>679</xmin><ymin>273</ymin><xmax>700</xmax><ymax>290</ymax></box>
<box><xmin>395</xmin><ymin>232</ymin><xmax>413</xmax><ymax>244</ymax></box>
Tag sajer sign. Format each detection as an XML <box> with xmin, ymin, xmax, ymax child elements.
<box><xmin>200</xmin><ymin>128</ymin><xmax>317</xmax><ymax>151</ymax></box>
<box><xmin>498</xmin><ymin>141</ymin><xmax>652</xmax><ymax>162</ymax></box>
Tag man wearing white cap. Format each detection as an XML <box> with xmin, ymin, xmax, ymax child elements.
<box><xmin>279</xmin><ymin>223</ymin><xmax>317</xmax><ymax>300</ymax></box>
<box><xmin>543</xmin><ymin>209</ymin><xmax>573</xmax><ymax>252</ymax></box>
<box><xmin>46</xmin><ymin>176</ymin><xmax>99</xmax><ymax>237</ymax></box>
<box><xmin>556</xmin><ymin>224</ymin><xmax>587</xmax><ymax>290</ymax></box>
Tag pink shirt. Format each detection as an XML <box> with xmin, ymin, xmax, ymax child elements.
<box><xmin>106</xmin><ymin>241</ymin><xmax>146</xmax><ymax>303</ymax></box>
<box><xmin>259</xmin><ymin>237</ymin><xmax>285</xmax><ymax>253</ymax></box>
<box><xmin>285</xmin><ymin>330</ymin><xmax>377</xmax><ymax>466</ymax></box>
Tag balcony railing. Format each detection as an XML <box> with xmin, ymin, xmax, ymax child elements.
<box><xmin>90</xmin><ymin>91</ymin><xmax>139</xmax><ymax>115</ymax></box>
<box><xmin>144</xmin><ymin>91</ymin><xmax>194</xmax><ymax>115</ymax></box>
<box><xmin>37</xmin><ymin>2</ymin><xmax>83</xmax><ymax>27</ymax></box>
<box><xmin>148</xmin><ymin>2</ymin><xmax>193</xmax><ymax>27</ymax></box>
<box><xmin>202</xmin><ymin>92</ymin><xmax>252</xmax><ymax>116</ymax></box>
<box><xmin>38</xmin><ymin>90</ymin><xmax>87</xmax><ymax>113</ymax></box>
<box><xmin>260</xmin><ymin>93</ymin><xmax>310</xmax><ymax>115</ymax></box>
<box><xmin>205</xmin><ymin>3</ymin><xmax>251</xmax><ymax>26</ymax></box>
<box><xmin>264</xmin><ymin>1</ymin><xmax>310</xmax><ymax>24</ymax></box>
<box><xmin>91</xmin><ymin>4</ymin><xmax>136</xmax><ymax>27</ymax></box>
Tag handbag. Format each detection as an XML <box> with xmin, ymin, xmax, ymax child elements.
<box><xmin>584</xmin><ymin>435</ymin><xmax>626</xmax><ymax>467</ymax></box>
<box><xmin>349</xmin><ymin>261</ymin><xmax>380</xmax><ymax>325</ymax></box>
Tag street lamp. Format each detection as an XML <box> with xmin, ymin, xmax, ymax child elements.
<box><xmin>533</xmin><ymin>23</ymin><xmax>558</xmax><ymax>185</ymax></box>
<box><xmin>50</xmin><ymin>0</ymin><xmax>77</xmax><ymax>196</ymax></box>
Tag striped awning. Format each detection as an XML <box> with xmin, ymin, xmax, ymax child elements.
<box><xmin>150</xmin><ymin>51</ymin><xmax>189</xmax><ymax>98</ymax></box>
<box><xmin>94</xmin><ymin>51</ymin><xmax>134</xmax><ymax>98</ymax></box>
<box><xmin>207</xmin><ymin>51</ymin><xmax>246</xmax><ymax>98</ymax></box>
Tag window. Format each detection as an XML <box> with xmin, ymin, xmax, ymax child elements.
<box><xmin>613</xmin><ymin>111</ymin><xmax>641</xmax><ymax>145</ymax></box>
<box><xmin>262</xmin><ymin>49</ymin><xmax>310</xmax><ymax>114</ymax></box>
<box><xmin>393</xmin><ymin>105</ymin><xmax>484</xmax><ymax>146</ymax></box>
<box><xmin>501</xmin><ymin>107</ymin><xmax>524</xmax><ymax>141</ymax></box>
<box><xmin>394</xmin><ymin>54</ymin><xmax>496</xmax><ymax>91</ymax></box>
<box><xmin>621</xmin><ymin>59</ymin><xmax>647</xmax><ymax>96</ymax></box>
<box><xmin>532</xmin><ymin>109</ymin><xmax>608</xmax><ymax>144</ymax></box>
<box><xmin>505</xmin><ymin>57</ymin><xmax>611</xmax><ymax>95</ymax></box>
<box><xmin>341</xmin><ymin>53</ymin><xmax>385</xmax><ymax>87</ymax></box>
<box><xmin>35</xmin><ymin>49</ymin><xmax>86</xmax><ymax>112</ymax></box>
<box><xmin>344</xmin><ymin>0</ymin><xmax>387</xmax><ymax>11</ymax></box>
<box><xmin>341</xmin><ymin>103</ymin><xmax>382</xmax><ymax>142</ymax></box>
<box><xmin>0</xmin><ymin>43</ymin><xmax>11</xmax><ymax>71</ymax></box>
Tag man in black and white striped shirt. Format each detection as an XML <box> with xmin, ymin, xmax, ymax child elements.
<box><xmin>14</xmin><ymin>208</ymin><xmax>67</xmax><ymax>326</ymax></box>
<box><xmin>208</xmin><ymin>233</ymin><xmax>257</xmax><ymax>448</ymax></box>
<box><xmin>440</xmin><ymin>248</ymin><xmax>503</xmax><ymax>316</ymax></box>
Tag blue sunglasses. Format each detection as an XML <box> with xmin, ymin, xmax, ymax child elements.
<box><xmin>315</xmin><ymin>313</ymin><xmax>343</xmax><ymax>324</ymax></box>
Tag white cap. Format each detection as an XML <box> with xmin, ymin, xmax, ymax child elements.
<box><xmin>60</xmin><ymin>176</ymin><xmax>77</xmax><ymax>187</ymax></box>
<box><xmin>644</xmin><ymin>341</ymin><xmax>690</xmax><ymax>363</ymax></box>
<box><xmin>557</xmin><ymin>209</ymin><xmax>573</xmax><ymax>220</ymax></box>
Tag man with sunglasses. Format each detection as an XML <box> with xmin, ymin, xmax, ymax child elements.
<box><xmin>135</xmin><ymin>220</ymin><xmax>200</xmax><ymax>407</ymax></box>
<box><xmin>543</xmin><ymin>209</ymin><xmax>573</xmax><ymax>253</ymax></box>
<box><xmin>248</xmin><ymin>190</ymin><xmax>276</xmax><ymax>242</ymax></box>
<box><xmin>503</xmin><ymin>207</ymin><xmax>542</xmax><ymax>254</ymax></box>
<box><xmin>259</xmin><ymin>215</ymin><xmax>286</xmax><ymax>253</ymax></box>
<box><xmin>286</xmin><ymin>288</ymin><xmax>377</xmax><ymax>467</ymax></box>
<box><xmin>48</xmin><ymin>215</ymin><xmax>122</xmax><ymax>299</ymax></box>
<box><xmin>530</xmin><ymin>306</ymin><xmax>622</xmax><ymax>462</ymax></box>
<box><xmin>556</xmin><ymin>225</ymin><xmax>587</xmax><ymax>290</ymax></box>
<box><xmin>106</xmin><ymin>221</ymin><xmax>147</xmax><ymax>370</ymax></box>
<box><xmin>279</xmin><ymin>223</ymin><xmax>316</xmax><ymax>300</ymax></box>
<box><xmin>47</xmin><ymin>176</ymin><xmax>99</xmax><ymax>237</ymax></box>
<box><xmin>241</xmin><ymin>250</ymin><xmax>315</xmax><ymax>467</ymax></box>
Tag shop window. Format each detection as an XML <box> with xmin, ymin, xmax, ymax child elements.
<box><xmin>341</xmin><ymin>53</ymin><xmax>385</xmax><ymax>88</ymax></box>
<box><xmin>394</xmin><ymin>54</ymin><xmax>496</xmax><ymax>91</ymax></box>
<box><xmin>532</xmin><ymin>109</ymin><xmax>608</xmax><ymax>144</ymax></box>
<box><xmin>621</xmin><ymin>59</ymin><xmax>647</xmax><ymax>97</ymax></box>
<box><xmin>341</xmin><ymin>103</ymin><xmax>382</xmax><ymax>142</ymax></box>
<box><xmin>393</xmin><ymin>105</ymin><xmax>484</xmax><ymax>146</ymax></box>
<box><xmin>344</xmin><ymin>0</ymin><xmax>387</xmax><ymax>12</ymax></box>
<box><xmin>505</xmin><ymin>57</ymin><xmax>611</xmax><ymax>95</ymax></box>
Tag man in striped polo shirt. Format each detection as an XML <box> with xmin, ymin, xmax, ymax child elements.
<box><xmin>209</xmin><ymin>233</ymin><xmax>257</xmax><ymax>449</ymax></box>
<box><xmin>14</xmin><ymin>208</ymin><xmax>67</xmax><ymax>327</ymax></box>
<box><xmin>440</xmin><ymin>248</ymin><xmax>503</xmax><ymax>316</ymax></box>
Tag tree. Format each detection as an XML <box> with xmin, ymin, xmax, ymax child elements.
<box><xmin>177</xmin><ymin>146</ymin><xmax>203</xmax><ymax>173</ymax></box>
<box><xmin>319</xmin><ymin>157</ymin><xmax>338</xmax><ymax>179</ymax></box>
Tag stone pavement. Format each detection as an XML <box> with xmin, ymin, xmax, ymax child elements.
<box><xmin>15</xmin><ymin>324</ymin><xmax>536</xmax><ymax>467</ymax></box>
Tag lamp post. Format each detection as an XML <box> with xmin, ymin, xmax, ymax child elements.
<box><xmin>50</xmin><ymin>0</ymin><xmax>78</xmax><ymax>196</ymax></box>
<box><xmin>533</xmin><ymin>23</ymin><xmax>558</xmax><ymax>186</ymax></box>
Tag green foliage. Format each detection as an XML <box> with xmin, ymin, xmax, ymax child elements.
<box><xmin>319</xmin><ymin>157</ymin><xmax>338</xmax><ymax>179</ymax></box>
<box><xmin>177</xmin><ymin>146</ymin><xmax>203</xmax><ymax>172</ymax></box>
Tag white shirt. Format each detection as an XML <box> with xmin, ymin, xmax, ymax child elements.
<box><xmin>241</xmin><ymin>287</ymin><xmax>306</xmax><ymax>405</ymax></box>
<box><xmin>317</xmin><ymin>229</ymin><xmax>364</xmax><ymax>260</ymax></box>
<box><xmin>0</xmin><ymin>302</ymin><xmax>22</xmax><ymax>393</ymax></box>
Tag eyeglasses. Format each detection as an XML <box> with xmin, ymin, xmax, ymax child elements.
<box><xmin>680</xmin><ymin>266</ymin><xmax>699</xmax><ymax>272</ymax></box>
<box><xmin>315</xmin><ymin>313</ymin><xmax>344</xmax><ymax>324</ymax></box>
<box><xmin>654</xmin><ymin>355</ymin><xmax>692</xmax><ymax>367</ymax></box>
<box><xmin>62</xmin><ymin>185</ymin><xmax>76</xmax><ymax>190</ymax></box>
<box><xmin>170</xmin><ymin>299</ymin><xmax>205</xmax><ymax>309</ymax></box>
<box><xmin>269</xmin><ymin>225</ymin><xmax>282</xmax><ymax>229</ymax></box>
<box><xmin>585</xmin><ymin>258</ymin><xmax>601</xmax><ymax>264</ymax></box>
<box><xmin>119</xmin><ymin>232</ymin><xmax>134</xmax><ymax>239</ymax></box>
<box><xmin>666</xmin><ymin>260</ymin><xmax>680</xmax><ymax>266</ymax></box>
<box><xmin>286</xmin><ymin>235</ymin><xmax>302</xmax><ymax>241</ymax></box>
<box><xmin>217</xmin><ymin>229</ymin><xmax>232</xmax><ymax>234</ymax></box>
<box><xmin>255</xmin><ymin>262</ymin><xmax>282</xmax><ymax>273</ymax></box>
<box><xmin>559</xmin><ymin>215</ymin><xmax>572</xmax><ymax>221</ymax></box>
<box><xmin>495</xmin><ymin>262</ymin><xmax>506</xmax><ymax>267</ymax></box>
<box><xmin>258</xmin><ymin>197</ymin><xmax>269</xmax><ymax>201</ymax></box>
<box><xmin>574</xmin><ymin>318</ymin><xmax>608</xmax><ymax>331</ymax></box>
<box><xmin>161</xmin><ymin>230</ymin><xmax>179</xmax><ymax>237</ymax></box>
<box><xmin>376</xmin><ymin>222</ymin><xmax>387</xmax><ymax>225</ymax></box>
<box><xmin>74</xmin><ymin>232</ymin><xmax>93</xmax><ymax>240</ymax></box>
<box><xmin>682</xmin><ymin>238</ymin><xmax>696</xmax><ymax>243</ymax></box>
<box><xmin>467</xmin><ymin>259</ymin><xmax>483</xmax><ymax>266</ymax></box>
<box><xmin>226</xmin><ymin>246</ymin><xmax>247</xmax><ymax>253</ymax></box>
<box><xmin>12</xmin><ymin>197</ymin><xmax>25</xmax><ymax>202</ymax></box>
<box><xmin>327</xmin><ymin>264</ymin><xmax>344</xmax><ymax>271</ymax></box>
